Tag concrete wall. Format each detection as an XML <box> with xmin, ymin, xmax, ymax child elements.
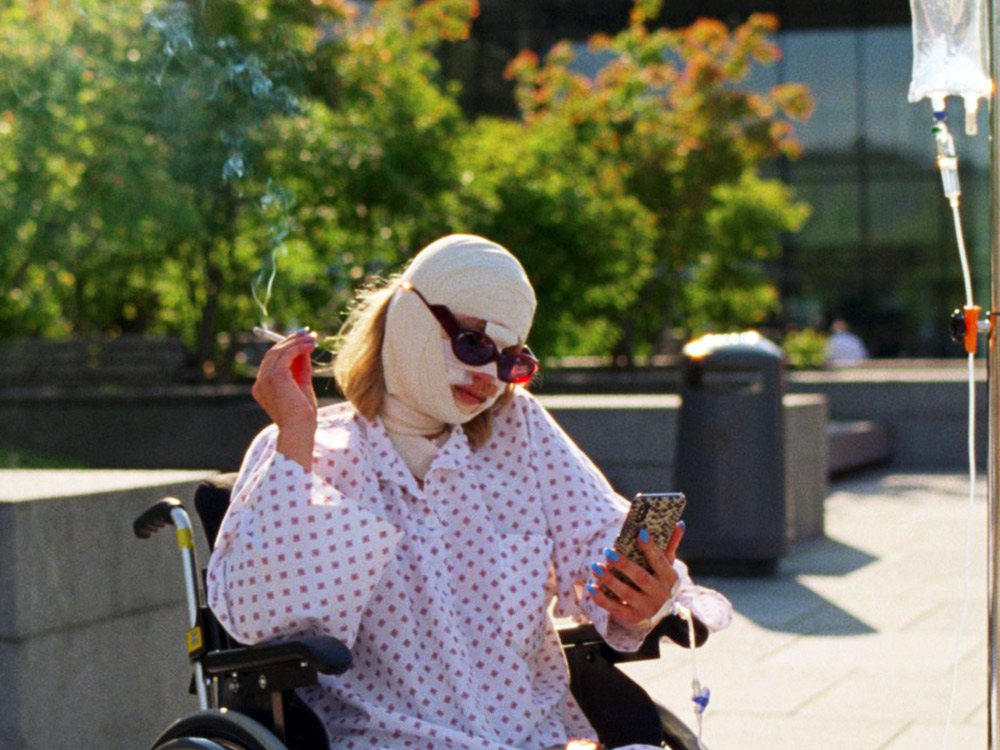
<box><xmin>1</xmin><ymin>471</ymin><xmax>209</xmax><ymax>750</ymax></box>
<box><xmin>0</xmin><ymin>363</ymin><xmax>979</xmax><ymax>472</ymax></box>
<box><xmin>0</xmin><ymin>387</ymin><xmax>272</xmax><ymax>471</ymax></box>
<box><xmin>786</xmin><ymin>369</ymin><xmax>986</xmax><ymax>469</ymax></box>
<box><xmin>542</xmin><ymin>362</ymin><xmax>982</xmax><ymax>471</ymax></box>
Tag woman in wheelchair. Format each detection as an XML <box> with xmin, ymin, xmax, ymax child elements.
<box><xmin>206</xmin><ymin>234</ymin><xmax>732</xmax><ymax>750</ymax></box>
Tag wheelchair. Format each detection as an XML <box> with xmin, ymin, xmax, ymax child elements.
<box><xmin>134</xmin><ymin>474</ymin><xmax>708</xmax><ymax>750</ymax></box>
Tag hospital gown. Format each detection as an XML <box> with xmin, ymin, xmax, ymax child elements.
<box><xmin>207</xmin><ymin>390</ymin><xmax>732</xmax><ymax>750</ymax></box>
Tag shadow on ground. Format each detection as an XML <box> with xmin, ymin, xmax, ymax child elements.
<box><xmin>690</xmin><ymin>521</ymin><xmax>880</xmax><ymax>636</ymax></box>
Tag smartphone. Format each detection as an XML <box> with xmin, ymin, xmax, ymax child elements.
<box><xmin>599</xmin><ymin>493</ymin><xmax>687</xmax><ymax>600</ymax></box>
<box><xmin>614</xmin><ymin>492</ymin><xmax>686</xmax><ymax>573</ymax></box>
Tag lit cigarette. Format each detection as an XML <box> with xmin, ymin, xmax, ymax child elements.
<box><xmin>252</xmin><ymin>326</ymin><xmax>311</xmax><ymax>343</ymax></box>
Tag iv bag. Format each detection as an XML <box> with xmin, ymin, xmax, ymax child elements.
<box><xmin>909</xmin><ymin>0</ymin><xmax>991</xmax><ymax>134</ymax></box>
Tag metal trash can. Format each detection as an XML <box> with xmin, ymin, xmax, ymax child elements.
<box><xmin>675</xmin><ymin>332</ymin><xmax>787</xmax><ymax>573</ymax></box>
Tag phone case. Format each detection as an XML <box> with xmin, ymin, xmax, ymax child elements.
<box><xmin>613</xmin><ymin>492</ymin><xmax>687</xmax><ymax>574</ymax></box>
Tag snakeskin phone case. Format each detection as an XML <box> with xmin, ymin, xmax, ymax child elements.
<box><xmin>599</xmin><ymin>493</ymin><xmax>686</xmax><ymax>601</ymax></box>
<box><xmin>614</xmin><ymin>492</ymin><xmax>686</xmax><ymax>573</ymax></box>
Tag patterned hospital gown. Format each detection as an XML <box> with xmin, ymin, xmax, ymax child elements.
<box><xmin>207</xmin><ymin>390</ymin><xmax>732</xmax><ymax>750</ymax></box>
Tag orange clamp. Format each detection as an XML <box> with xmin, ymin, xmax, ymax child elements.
<box><xmin>964</xmin><ymin>305</ymin><xmax>981</xmax><ymax>354</ymax></box>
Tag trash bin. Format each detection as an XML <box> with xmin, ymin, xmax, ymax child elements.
<box><xmin>675</xmin><ymin>331</ymin><xmax>787</xmax><ymax>573</ymax></box>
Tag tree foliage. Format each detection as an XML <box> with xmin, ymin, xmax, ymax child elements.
<box><xmin>0</xmin><ymin>0</ymin><xmax>811</xmax><ymax>376</ymax></box>
<box><xmin>504</xmin><ymin>4</ymin><xmax>812</xmax><ymax>358</ymax></box>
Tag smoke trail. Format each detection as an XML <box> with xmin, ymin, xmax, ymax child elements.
<box><xmin>145</xmin><ymin>3</ymin><xmax>196</xmax><ymax>86</ymax></box>
<box><xmin>251</xmin><ymin>180</ymin><xmax>297</xmax><ymax>325</ymax></box>
<box><xmin>144</xmin><ymin>2</ymin><xmax>304</xmax><ymax>328</ymax></box>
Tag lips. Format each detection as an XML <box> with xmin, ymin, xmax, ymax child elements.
<box><xmin>452</xmin><ymin>385</ymin><xmax>486</xmax><ymax>405</ymax></box>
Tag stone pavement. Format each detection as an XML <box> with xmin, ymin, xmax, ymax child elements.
<box><xmin>624</xmin><ymin>471</ymin><xmax>991</xmax><ymax>750</ymax></box>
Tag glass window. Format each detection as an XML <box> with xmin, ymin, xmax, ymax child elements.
<box><xmin>782</xmin><ymin>29</ymin><xmax>859</xmax><ymax>154</ymax></box>
<box><xmin>787</xmin><ymin>180</ymin><xmax>862</xmax><ymax>250</ymax></box>
<box><xmin>866</xmin><ymin>178</ymin><xmax>942</xmax><ymax>248</ymax></box>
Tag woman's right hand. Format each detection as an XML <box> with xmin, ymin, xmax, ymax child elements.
<box><xmin>251</xmin><ymin>330</ymin><xmax>319</xmax><ymax>469</ymax></box>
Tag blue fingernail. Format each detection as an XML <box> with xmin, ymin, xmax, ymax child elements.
<box><xmin>295</xmin><ymin>326</ymin><xmax>311</xmax><ymax>334</ymax></box>
<box><xmin>639</xmin><ymin>528</ymin><xmax>650</xmax><ymax>544</ymax></box>
<box><xmin>603</xmin><ymin>548</ymin><xmax>619</xmax><ymax>562</ymax></box>
<box><xmin>678</xmin><ymin>520</ymin><xmax>686</xmax><ymax>532</ymax></box>
<box><xmin>585</xmin><ymin>582</ymin><xmax>598</xmax><ymax>597</ymax></box>
<box><xmin>590</xmin><ymin>562</ymin><xmax>604</xmax><ymax>577</ymax></box>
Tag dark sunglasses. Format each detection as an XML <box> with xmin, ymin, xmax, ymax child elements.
<box><xmin>399</xmin><ymin>281</ymin><xmax>539</xmax><ymax>385</ymax></box>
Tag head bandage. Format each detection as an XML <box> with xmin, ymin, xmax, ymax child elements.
<box><xmin>380</xmin><ymin>234</ymin><xmax>536</xmax><ymax>434</ymax></box>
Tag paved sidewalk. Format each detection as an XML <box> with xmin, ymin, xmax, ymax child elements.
<box><xmin>624</xmin><ymin>471</ymin><xmax>990</xmax><ymax>750</ymax></box>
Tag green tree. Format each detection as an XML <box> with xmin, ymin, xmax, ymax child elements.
<box><xmin>0</xmin><ymin>0</ymin><xmax>479</xmax><ymax>377</ymax></box>
<box><xmin>0</xmin><ymin>2</ymin><xmax>191</xmax><ymax>338</ymax></box>
<box><xmin>1</xmin><ymin>0</ymin><xmax>812</xmax><ymax>375</ymax></box>
<box><xmin>505</xmin><ymin>4</ymin><xmax>813</xmax><ymax>360</ymax></box>
<box><xmin>262</xmin><ymin>0</ymin><xmax>478</xmax><ymax>330</ymax></box>
<box><xmin>452</xmin><ymin>116</ymin><xmax>657</xmax><ymax>358</ymax></box>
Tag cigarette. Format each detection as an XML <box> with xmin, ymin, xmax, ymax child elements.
<box><xmin>253</xmin><ymin>326</ymin><xmax>311</xmax><ymax>343</ymax></box>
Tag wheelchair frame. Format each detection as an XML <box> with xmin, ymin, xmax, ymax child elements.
<box><xmin>134</xmin><ymin>478</ymin><xmax>706</xmax><ymax>750</ymax></box>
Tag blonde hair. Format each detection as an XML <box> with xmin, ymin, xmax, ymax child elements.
<box><xmin>332</xmin><ymin>276</ymin><xmax>515</xmax><ymax>450</ymax></box>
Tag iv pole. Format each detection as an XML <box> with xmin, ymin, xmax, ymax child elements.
<box><xmin>990</xmin><ymin>2</ymin><xmax>1000</xmax><ymax>748</ymax></box>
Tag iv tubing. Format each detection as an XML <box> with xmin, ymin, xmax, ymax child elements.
<box><xmin>679</xmin><ymin>605</ymin><xmax>712</xmax><ymax>750</ymax></box>
<box><xmin>936</xmin><ymin>142</ymin><xmax>979</xmax><ymax>750</ymax></box>
<box><xmin>952</xmin><ymin>203</ymin><xmax>976</xmax><ymax>309</ymax></box>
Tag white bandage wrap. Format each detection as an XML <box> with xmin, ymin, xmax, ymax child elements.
<box><xmin>379</xmin><ymin>234</ymin><xmax>536</xmax><ymax>476</ymax></box>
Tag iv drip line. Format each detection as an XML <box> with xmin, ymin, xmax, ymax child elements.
<box><xmin>679</xmin><ymin>604</ymin><xmax>712</xmax><ymax>750</ymax></box>
<box><xmin>932</xmin><ymin>111</ymin><xmax>981</xmax><ymax>750</ymax></box>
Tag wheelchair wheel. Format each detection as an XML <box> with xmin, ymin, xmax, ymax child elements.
<box><xmin>655</xmin><ymin>704</ymin><xmax>703</xmax><ymax>750</ymax></box>
<box><xmin>149</xmin><ymin>709</ymin><xmax>288</xmax><ymax>750</ymax></box>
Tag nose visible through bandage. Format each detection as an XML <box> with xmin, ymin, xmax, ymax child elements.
<box><xmin>441</xmin><ymin>318</ymin><xmax>522</xmax><ymax>387</ymax></box>
<box><xmin>442</xmin><ymin>339</ymin><xmax>501</xmax><ymax>386</ymax></box>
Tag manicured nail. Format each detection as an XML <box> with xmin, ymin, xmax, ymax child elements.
<box><xmin>294</xmin><ymin>326</ymin><xmax>311</xmax><ymax>334</ymax></box>
<box><xmin>590</xmin><ymin>562</ymin><xmax>604</xmax><ymax>577</ymax></box>
<box><xmin>585</xmin><ymin>582</ymin><xmax>598</xmax><ymax>597</ymax></box>
<box><xmin>678</xmin><ymin>520</ymin><xmax>686</xmax><ymax>532</ymax></box>
<box><xmin>603</xmin><ymin>548</ymin><xmax>619</xmax><ymax>562</ymax></box>
<box><xmin>639</xmin><ymin>528</ymin><xmax>650</xmax><ymax>544</ymax></box>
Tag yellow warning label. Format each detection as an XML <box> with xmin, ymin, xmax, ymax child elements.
<box><xmin>176</xmin><ymin>528</ymin><xmax>194</xmax><ymax>550</ymax></box>
<box><xmin>186</xmin><ymin>626</ymin><xmax>203</xmax><ymax>654</ymax></box>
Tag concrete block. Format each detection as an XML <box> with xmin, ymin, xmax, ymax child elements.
<box><xmin>539</xmin><ymin>395</ymin><xmax>681</xmax><ymax>496</ymax></box>
<box><xmin>1</xmin><ymin>606</ymin><xmax>197</xmax><ymax>750</ymax></box>
<box><xmin>1</xmin><ymin>471</ymin><xmax>211</xmax><ymax>640</ymax></box>
<box><xmin>787</xmin><ymin>373</ymin><xmax>986</xmax><ymax>469</ymax></box>
<box><xmin>784</xmin><ymin>395</ymin><xmax>828</xmax><ymax>541</ymax></box>
<box><xmin>1</xmin><ymin>472</ymin><xmax>210</xmax><ymax>750</ymax></box>
<box><xmin>0</xmin><ymin>387</ymin><xmax>272</xmax><ymax>471</ymax></box>
<box><xmin>828</xmin><ymin>420</ymin><xmax>892</xmax><ymax>475</ymax></box>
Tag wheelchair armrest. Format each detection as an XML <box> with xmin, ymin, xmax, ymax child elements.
<box><xmin>203</xmin><ymin>636</ymin><xmax>352</xmax><ymax>696</ymax></box>
<box><xmin>654</xmin><ymin>612</ymin><xmax>709</xmax><ymax>649</ymax></box>
<box><xmin>557</xmin><ymin>613</ymin><xmax>708</xmax><ymax>665</ymax></box>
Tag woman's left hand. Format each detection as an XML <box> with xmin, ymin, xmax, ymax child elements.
<box><xmin>585</xmin><ymin>522</ymin><xmax>685</xmax><ymax>628</ymax></box>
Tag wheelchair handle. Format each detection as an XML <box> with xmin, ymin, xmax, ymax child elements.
<box><xmin>134</xmin><ymin>496</ymin><xmax>210</xmax><ymax>710</ymax></box>
<box><xmin>134</xmin><ymin>497</ymin><xmax>186</xmax><ymax>539</ymax></box>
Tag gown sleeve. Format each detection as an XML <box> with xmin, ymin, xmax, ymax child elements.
<box><xmin>523</xmin><ymin>394</ymin><xmax>732</xmax><ymax>651</ymax></box>
<box><xmin>206</xmin><ymin>424</ymin><xmax>403</xmax><ymax>648</ymax></box>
